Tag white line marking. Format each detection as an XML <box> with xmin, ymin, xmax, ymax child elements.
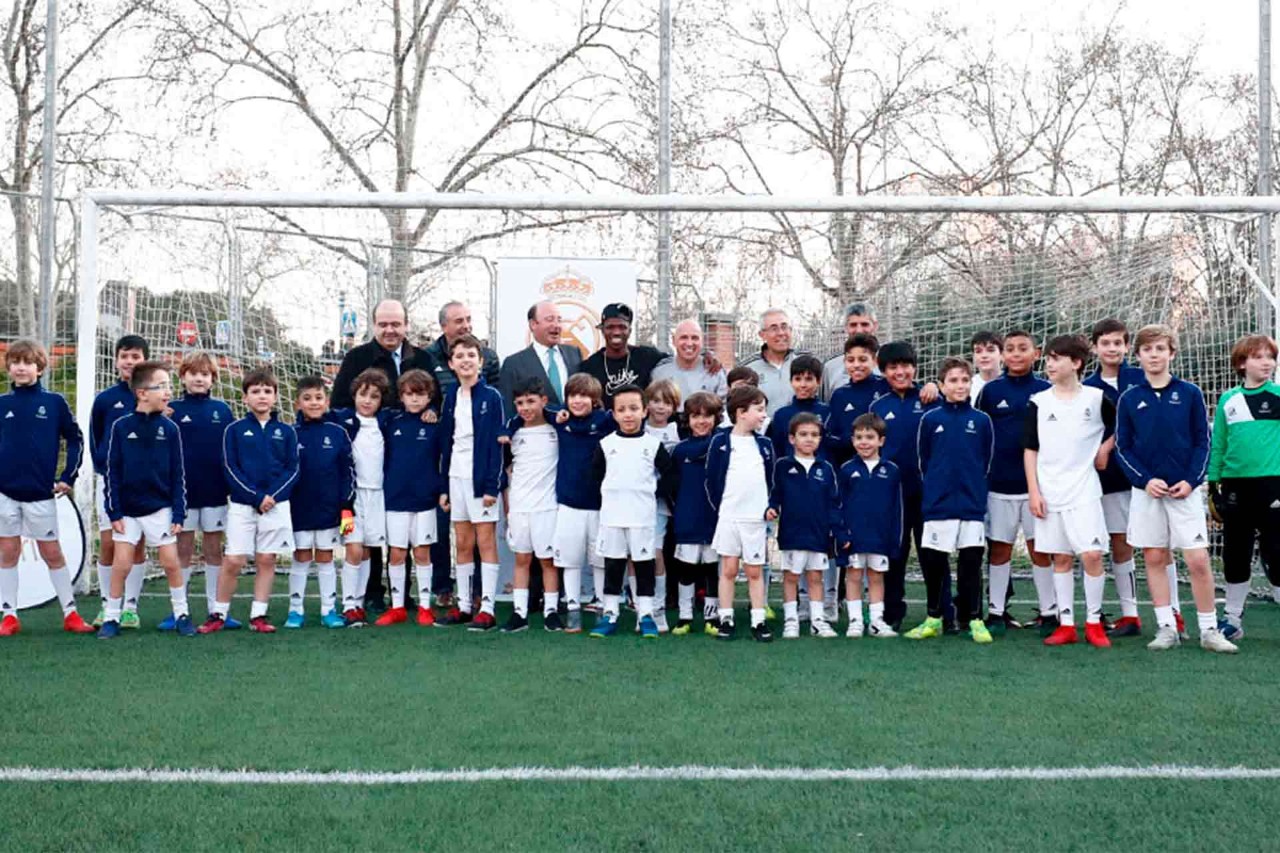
<box><xmin>1</xmin><ymin>765</ymin><xmax>1278</xmax><ymax>785</ymax></box>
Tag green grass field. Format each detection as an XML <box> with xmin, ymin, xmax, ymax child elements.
<box><xmin>1</xmin><ymin>579</ymin><xmax>1277</xmax><ymax>851</ymax></box>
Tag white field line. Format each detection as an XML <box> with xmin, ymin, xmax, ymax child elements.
<box><xmin>1</xmin><ymin>765</ymin><xmax>1278</xmax><ymax>786</ymax></box>
<box><xmin>137</xmin><ymin>592</ymin><xmax>1190</xmax><ymax>606</ymax></box>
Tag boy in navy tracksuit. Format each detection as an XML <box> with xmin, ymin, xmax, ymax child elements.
<box><xmin>770</xmin><ymin>412</ymin><xmax>841</xmax><ymax>639</ymax></box>
<box><xmin>837</xmin><ymin>412</ymin><xmax>903</xmax><ymax>638</ymax></box>
<box><xmin>0</xmin><ymin>339</ymin><xmax>89</xmax><ymax>636</ymax></box>
<box><xmin>88</xmin><ymin>333</ymin><xmax>149</xmax><ymax>627</ymax></box>
<box><xmin>907</xmin><ymin>358</ymin><xmax>995</xmax><ymax>643</ymax></box>
<box><xmin>438</xmin><ymin>334</ymin><xmax>506</xmax><ymax>630</ymax></box>
<box><xmin>168</xmin><ymin>351</ymin><xmax>234</xmax><ymax>627</ymax></box>
<box><xmin>201</xmin><ymin>368</ymin><xmax>299</xmax><ymax>634</ymax></box>
<box><xmin>290</xmin><ymin>375</ymin><xmax>354</xmax><ymax>630</ymax></box>
<box><xmin>768</xmin><ymin>354</ymin><xmax>830</xmax><ymax>463</ymax></box>
<box><xmin>824</xmin><ymin>333</ymin><xmax>889</xmax><ymax>465</ymax></box>
<box><xmin>669</xmin><ymin>391</ymin><xmax>722</xmax><ymax>635</ymax></box>
<box><xmin>99</xmin><ymin>361</ymin><xmax>190</xmax><ymax>638</ymax></box>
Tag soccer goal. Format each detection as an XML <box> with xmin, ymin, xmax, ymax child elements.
<box><xmin>74</xmin><ymin>189</ymin><xmax>1280</xmax><ymax>596</ymax></box>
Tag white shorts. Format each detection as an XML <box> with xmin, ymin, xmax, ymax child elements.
<box><xmin>780</xmin><ymin>549</ymin><xmax>828</xmax><ymax>574</ymax></box>
<box><xmin>673</xmin><ymin>543</ymin><xmax>718</xmax><ymax>564</ymax></box>
<box><xmin>507</xmin><ymin>510</ymin><xmax>555</xmax><ymax>558</ymax></box>
<box><xmin>553</xmin><ymin>506</ymin><xmax>603</xmax><ymax>569</ymax></box>
<box><xmin>95</xmin><ymin>477</ymin><xmax>111</xmax><ymax>532</ymax></box>
<box><xmin>386</xmin><ymin>510</ymin><xmax>439</xmax><ymax>549</ymax></box>
<box><xmin>1127</xmin><ymin>488</ymin><xmax>1210</xmax><ymax>551</ymax></box>
<box><xmin>712</xmin><ymin>518</ymin><xmax>768</xmax><ymax>563</ymax></box>
<box><xmin>986</xmin><ymin>494</ymin><xmax>1036</xmax><ymax>544</ymax></box>
<box><xmin>294</xmin><ymin>527</ymin><xmax>341</xmax><ymax>551</ymax></box>
<box><xmin>226</xmin><ymin>501</ymin><xmax>295</xmax><ymax>557</ymax></box>
<box><xmin>1034</xmin><ymin>502</ymin><xmax>1109</xmax><ymax>556</ymax></box>
<box><xmin>448</xmin><ymin>478</ymin><xmax>500</xmax><ymax>524</ymax></box>
<box><xmin>182</xmin><ymin>505</ymin><xmax>228</xmax><ymax>534</ymax></box>
<box><xmin>113</xmin><ymin>508</ymin><xmax>177</xmax><ymax>547</ymax></box>
<box><xmin>1101</xmin><ymin>491</ymin><xmax>1130</xmax><ymax>536</ymax></box>
<box><xmin>596</xmin><ymin>525</ymin><xmax>657</xmax><ymax>560</ymax></box>
<box><xmin>346</xmin><ymin>487</ymin><xmax>387</xmax><ymax>546</ymax></box>
<box><xmin>0</xmin><ymin>494</ymin><xmax>58</xmax><ymax>541</ymax></box>
<box><xmin>848</xmin><ymin>552</ymin><xmax>890</xmax><ymax>572</ymax></box>
<box><xmin>923</xmin><ymin>519</ymin><xmax>986</xmax><ymax>552</ymax></box>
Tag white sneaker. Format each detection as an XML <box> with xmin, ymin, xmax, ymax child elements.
<box><xmin>1147</xmin><ymin>625</ymin><xmax>1181</xmax><ymax>650</ymax></box>
<box><xmin>782</xmin><ymin>618</ymin><xmax>800</xmax><ymax>639</ymax></box>
<box><xmin>810</xmin><ymin>618</ymin><xmax>837</xmax><ymax>638</ymax></box>
<box><xmin>1199</xmin><ymin>627</ymin><xmax>1239</xmax><ymax>654</ymax></box>
<box><xmin>654</xmin><ymin>610</ymin><xmax>669</xmax><ymax>634</ymax></box>
<box><xmin>868</xmin><ymin>618</ymin><xmax>897</xmax><ymax>638</ymax></box>
<box><xmin>845</xmin><ymin>620</ymin><xmax>865</xmax><ymax>639</ymax></box>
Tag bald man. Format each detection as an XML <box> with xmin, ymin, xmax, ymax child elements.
<box><xmin>651</xmin><ymin>319</ymin><xmax>728</xmax><ymax>408</ymax></box>
<box><xmin>330</xmin><ymin>299</ymin><xmax>438</xmax><ymax>409</ymax></box>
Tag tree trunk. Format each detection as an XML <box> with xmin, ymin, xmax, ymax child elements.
<box><xmin>8</xmin><ymin>194</ymin><xmax>36</xmax><ymax>337</ymax></box>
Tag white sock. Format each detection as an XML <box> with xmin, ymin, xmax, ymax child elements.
<box><xmin>358</xmin><ymin>558</ymin><xmax>371</xmax><ymax>599</ymax></box>
<box><xmin>783</xmin><ymin>600</ymin><xmax>798</xmax><ymax>621</ymax></box>
<box><xmin>988</xmin><ymin>562</ymin><xmax>1011</xmax><ymax>615</ymax></box>
<box><xmin>416</xmin><ymin>563</ymin><xmax>433</xmax><ymax>604</ymax></box>
<box><xmin>1053</xmin><ymin>571</ymin><xmax>1075</xmax><ymax>627</ymax></box>
<box><xmin>1197</xmin><ymin>610</ymin><xmax>1217</xmax><ymax>634</ymax></box>
<box><xmin>389</xmin><ymin>563</ymin><xmax>407</xmax><ymax>609</ymax></box>
<box><xmin>1083</xmin><ymin>572</ymin><xmax>1105</xmax><ymax>624</ymax></box>
<box><xmin>718</xmin><ymin>606</ymin><xmax>733</xmax><ymax>624</ymax></box>
<box><xmin>654</xmin><ymin>573</ymin><xmax>667</xmax><ymax>612</ymax></box>
<box><xmin>564</xmin><ymin>567</ymin><xmax>582</xmax><ymax>609</ymax></box>
<box><xmin>289</xmin><ymin>560</ymin><xmax>311</xmax><ymax>615</ymax></box>
<box><xmin>1167</xmin><ymin>562</ymin><xmax>1181</xmax><ymax>614</ymax></box>
<box><xmin>704</xmin><ymin>596</ymin><xmax>718</xmax><ymax>620</ymax></box>
<box><xmin>0</xmin><ymin>566</ymin><xmax>18</xmax><ymax>616</ymax></box>
<box><xmin>846</xmin><ymin>598</ymin><xmax>863</xmax><ymax>623</ymax></box>
<box><xmin>824</xmin><ymin>563</ymin><xmax>839</xmax><ymax>601</ymax></box>
<box><xmin>317</xmin><ymin>561</ymin><xmax>337</xmax><ymax>614</ymax></box>
<box><xmin>592</xmin><ymin>567</ymin><xmax>605</xmax><ymax>601</ymax></box>
<box><xmin>1112</xmin><ymin>558</ymin><xmax>1138</xmax><ymax>618</ymax></box>
<box><xmin>513</xmin><ymin>588</ymin><xmax>529</xmax><ymax>618</ymax></box>
<box><xmin>603</xmin><ymin>593</ymin><xmax>620</xmax><ymax>617</ymax></box>
<box><xmin>105</xmin><ymin>596</ymin><xmax>123</xmax><ymax>623</ymax></box>
<box><xmin>250</xmin><ymin>599</ymin><xmax>268</xmax><ymax>620</ymax></box>
<box><xmin>543</xmin><ymin>592</ymin><xmax>559</xmax><ymax>615</ymax></box>
<box><xmin>750</xmin><ymin>607</ymin><xmax>766</xmax><ymax>627</ymax></box>
<box><xmin>47</xmin><ymin>566</ymin><xmax>77</xmax><ymax>615</ymax></box>
<box><xmin>125</xmin><ymin>562</ymin><xmax>146</xmax><ymax>611</ymax></box>
<box><xmin>169</xmin><ymin>584</ymin><xmax>189</xmax><ymax>619</ymax></box>
<box><xmin>341</xmin><ymin>561</ymin><xmax>360</xmax><ymax>611</ymax></box>
<box><xmin>1033</xmin><ymin>564</ymin><xmax>1056</xmax><ymax>616</ymax></box>
<box><xmin>809</xmin><ymin>598</ymin><xmax>825</xmax><ymax>623</ymax></box>
<box><xmin>97</xmin><ymin>563</ymin><xmax>112</xmax><ymax>607</ymax></box>
<box><xmin>869</xmin><ymin>601</ymin><xmax>885</xmax><ymax>623</ymax></box>
<box><xmin>456</xmin><ymin>562</ymin><xmax>475</xmax><ymax>613</ymax></box>
<box><xmin>181</xmin><ymin>564</ymin><xmax>194</xmax><ymax>591</ymax></box>
<box><xmin>213</xmin><ymin>600</ymin><xmax>230</xmax><ymax>619</ymax></box>
<box><xmin>626</xmin><ymin>573</ymin><xmax>637</xmax><ymax>604</ymax></box>
<box><xmin>204</xmin><ymin>564</ymin><xmax>219</xmax><ymax>613</ymax></box>
<box><xmin>480</xmin><ymin>562</ymin><xmax>499</xmax><ymax>615</ymax></box>
<box><xmin>1225</xmin><ymin>582</ymin><xmax>1250</xmax><ymax>620</ymax></box>
<box><xmin>636</xmin><ymin>595</ymin><xmax>654</xmax><ymax>618</ymax></box>
<box><xmin>1154</xmin><ymin>604</ymin><xmax>1175</xmax><ymax>629</ymax></box>
<box><xmin>678</xmin><ymin>583</ymin><xmax>695</xmax><ymax>619</ymax></box>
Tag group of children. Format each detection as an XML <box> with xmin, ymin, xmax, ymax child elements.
<box><xmin>0</xmin><ymin>317</ymin><xmax>1267</xmax><ymax>653</ymax></box>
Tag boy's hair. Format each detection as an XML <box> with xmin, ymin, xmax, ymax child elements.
<box><xmin>115</xmin><ymin>334</ymin><xmax>150</xmax><ymax>359</ymax></box>
<box><xmin>448</xmin><ymin>334</ymin><xmax>483</xmax><ymax>358</ymax></box>
<box><xmin>1045</xmin><ymin>334</ymin><xmax>1090</xmax><ymax>376</ymax></box>
<box><xmin>939</xmin><ymin>356</ymin><xmax>973</xmax><ymax>381</ymax></box>
<box><xmin>726</xmin><ymin>365</ymin><xmax>759</xmax><ymax>387</ymax></box>
<box><xmin>844</xmin><ymin>332</ymin><xmax>880</xmax><ymax>355</ymax></box>
<box><xmin>790</xmin><ymin>354</ymin><xmax>823</xmax><ymax>380</ymax></box>
<box><xmin>564</xmin><ymin>372</ymin><xmax>603</xmax><ymax>407</ymax></box>
<box><xmin>1134</xmin><ymin>323</ymin><xmax>1178</xmax><ymax>353</ymax></box>
<box><xmin>1003</xmin><ymin>329</ymin><xmax>1037</xmax><ymax>348</ymax></box>
<box><xmin>241</xmin><ymin>366</ymin><xmax>278</xmax><ymax>393</ymax></box>
<box><xmin>788</xmin><ymin>411</ymin><xmax>822</xmax><ymax>436</ymax></box>
<box><xmin>644</xmin><ymin>378</ymin><xmax>681</xmax><ymax>409</ymax></box>
<box><xmin>129</xmin><ymin>360</ymin><xmax>169</xmax><ymax>392</ymax></box>
<box><xmin>852</xmin><ymin>412</ymin><xmax>886</xmax><ymax>438</ymax></box>
<box><xmin>6</xmin><ymin>339</ymin><xmax>47</xmax><ymax>372</ymax></box>
<box><xmin>1090</xmin><ymin>318</ymin><xmax>1130</xmax><ymax>344</ymax></box>
<box><xmin>296</xmin><ymin>375</ymin><xmax>327</xmax><ymax>396</ymax></box>
<box><xmin>178</xmin><ymin>350</ymin><xmax>219</xmax><ymax>378</ymax></box>
<box><xmin>512</xmin><ymin>376</ymin><xmax>548</xmax><ymax>400</ymax></box>
<box><xmin>351</xmin><ymin>367</ymin><xmax>390</xmax><ymax>399</ymax></box>
<box><xmin>970</xmin><ymin>330</ymin><xmax>1004</xmax><ymax>350</ymax></box>
<box><xmin>397</xmin><ymin>368</ymin><xmax>436</xmax><ymax>399</ymax></box>
<box><xmin>684</xmin><ymin>390</ymin><xmax>723</xmax><ymax>420</ymax></box>
<box><xmin>1230</xmin><ymin>334</ymin><xmax>1279</xmax><ymax>377</ymax></box>
<box><xmin>610</xmin><ymin>384</ymin><xmax>644</xmax><ymax>409</ymax></box>
<box><xmin>877</xmin><ymin>341</ymin><xmax>917</xmax><ymax>371</ymax></box>
<box><xmin>726</xmin><ymin>385</ymin><xmax>766</xmax><ymax>424</ymax></box>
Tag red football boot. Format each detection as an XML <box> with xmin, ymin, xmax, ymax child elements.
<box><xmin>197</xmin><ymin>615</ymin><xmax>224</xmax><ymax>634</ymax></box>
<box><xmin>375</xmin><ymin>606</ymin><xmax>408</xmax><ymax>627</ymax></box>
<box><xmin>439</xmin><ymin>607</ymin><xmax>471</xmax><ymax>626</ymax></box>
<box><xmin>248</xmin><ymin>616</ymin><xmax>276</xmax><ymax>633</ymax></box>
<box><xmin>1107</xmin><ymin>615</ymin><xmax>1142</xmax><ymax>637</ymax></box>
<box><xmin>1043</xmin><ymin>624</ymin><xmax>1079</xmax><ymax>646</ymax></box>
<box><xmin>63</xmin><ymin>611</ymin><xmax>95</xmax><ymax>634</ymax></box>
<box><xmin>0</xmin><ymin>614</ymin><xmax>21</xmax><ymax>636</ymax></box>
<box><xmin>416</xmin><ymin>606</ymin><xmax>436</xmax><ymax>627</ymax></box>
<box><xmin>467</xmin><ymin>611</ymin><xmax>497</xmax><ymax>632</ymax></box>
<box><xmin>1084</xmin><ymin>622</ymin><xmax>1111</xmax><ymax>648</ymax></box>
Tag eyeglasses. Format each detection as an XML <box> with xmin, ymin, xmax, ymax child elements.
<box><xmin>763</xmin><ymin>323</ymin><xmax>791</xmax><ymax>334</ymax></box>
<box><xmin>141</xmin><ymin>383</ymin><xmax>168</xmax><ymax>391</ymax></box>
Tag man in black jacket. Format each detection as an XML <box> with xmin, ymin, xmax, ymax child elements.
<box><xmin>424</xmin><ymin>301</ymin><xmax>502</xmax><ymax>398</ymax></box>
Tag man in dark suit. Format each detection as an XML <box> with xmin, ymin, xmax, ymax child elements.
<box><xmin>498</xmin><ymin>300</ymin><xmax>583</xmax><ymax>411</ymax></box>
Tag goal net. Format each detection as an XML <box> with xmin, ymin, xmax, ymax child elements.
<box><xmin>74</xmin><ymin>191</ymin><xmax>1278</xmax><ymax>598</ymax></box>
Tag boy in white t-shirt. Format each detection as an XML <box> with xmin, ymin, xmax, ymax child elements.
<box><xmin>641</xmin><ymin>378</ymin><xmax>682</xmax><ymax>632</ymax></box>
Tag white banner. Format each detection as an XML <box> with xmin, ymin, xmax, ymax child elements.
<box><xmin>494</xmin><ymin>258</ymin><xmax>638</xmax><ymax>360</ymax></box>
<box><xmin>18</xmin><ymin>495</ymin><xmax>86</xmax><ymax>609</ymax></box>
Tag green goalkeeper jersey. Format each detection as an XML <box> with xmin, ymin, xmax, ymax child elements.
<box><xmin>1208</xmin><ymin>382</ymin><xmax>1280</xmax><ymax>481</ymax></box>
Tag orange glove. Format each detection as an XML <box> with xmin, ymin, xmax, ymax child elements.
<box><xmin>340</xmin><ymin>509</ymin><xmax>355</xmax><ymax>536</ymax></box>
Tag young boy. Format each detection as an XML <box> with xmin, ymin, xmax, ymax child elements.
<box><xmin>907</xmin><ymin>358</ymin><xmax>995</xmax><ymax>643</ymax></box>
<box><xmin>88</xmin><ymin>334</ymin><xmax>150</xmax><ymax>628</ymax></box>
<box><xmin>769</xmin><ymin>412</ymin><xmax>840</xmax><ymax>639</ymax></box>
<box><xmin>0</xmin><ymin>340</ymin><xmax>90</xmax><ymax>636</ymax></box>
<box><xmin>550</xmin><ymin>373</ymin><xmax>612</xmax><ymax>632</ymax></box>
<box><xmin>439</xmin><ymin>334</ymin><xmax>506</xmax><ymax>631</ymax></box>
<box><xmin>975</xmin><ymin>330</ymin><xmax>1053</xmax><ymax>632</ymax></box>
<box><xmin>501</xmin><ymin>377</ymin><xmax>560</xmax><ymax>633</ymax></box>
<box><xmin>169</xmin><ymin>351</ymin><xmax>234</xmax><ymax>628</ymax></box>
<box><xmin>381</xmin><ymin>370</ymin><xmax>443</xmax><ymax>627</ymax></box>
<box><xmin>768</xmin><ymin>355</ymin><xmax>830</xmax><ymax>463</ymax></box>
<box><xmin>1115</xmin><ymin>324</ymin><xmax>1236</xmax><ymax>653</ymax></box>
<box><xmin>200</xmin><ymin>368</ymin><xmax>299</xmax><ymax>634</ymax></box>
<box><xmin>643</xmin><ymin>378</ymin><xmax>683</xmax><ymax>632</ymax></box>
<box><xmin>706</xmin><ymin>384</ymin><xmax>776</xmax><ymax>642</ymax></box>
<box><xmin>1084</xmin><ymin>318</ymin><xmax>1150</xmax><ymax>636</ymax></box>
<box><xmin>588</xmin><ymin>384</ymin><xmax>674</xmax><ymax>638</ymax></box>
<box><xmin>837</xmin><ymin>413</ymin><xmax>902</xmax><ymax>638</ymax></box>
<box><xmin>824</xmin><ymin>333</ymin><xmax>889</xmax><ymax>466</ymax></box>
<box><xmin>99</xmin><ymin>361</ymin><xmax>191</xmax><ymax>638</ymax></box>
<box><xmin>334</xmin><ymin>368</ymin><xmax>392</xmax><ymax>626</ymax></box>
<box><xmin>669</xmin><ymin>391</ymin><xmax>723</xmax><ymax>635</ymax></box>
<box><xmin>722</xmin><ymin>367</ymin><xmax>770</xmax><ymax>434</ymax></box>
<box><xmin>1025</xmin><ymin>335</ymin><xmax>1115</xmax><ymax>648</ymax></box>
<box><xmin>290</xmin><ymin>375</ymin><xmax>354</xmax><ymax>630</ymax></box>
<box><xmin>969</xmin><ymin>331</ymin><xmax>1004</xmax><ymax>404</ymax></box>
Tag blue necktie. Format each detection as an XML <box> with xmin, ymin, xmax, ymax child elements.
<box><xmin>546</xmin><ymin>349</ymin><xmax>563</xmax><ymax>401</ymax></box>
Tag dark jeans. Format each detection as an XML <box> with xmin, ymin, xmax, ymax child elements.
<box><xmin>1220</xmin><ymin>477</ymin><xmax>1280</xmax><ymax>585</ymax></box>
<box><xmin>429</xmin><ymin>507</ymin><xmax>456</xmax><ymax>597</ymax></box>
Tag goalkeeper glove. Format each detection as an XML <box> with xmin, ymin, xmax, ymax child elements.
<box><xmin>1207</xmin><ymin>483</ymin><xmax>1223</xmax><ymax>524</ymax></box>
<box><xmin>339</xmin><ymin>509</ymin><xmax>355</xmax><ymax>536</ymax></box>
